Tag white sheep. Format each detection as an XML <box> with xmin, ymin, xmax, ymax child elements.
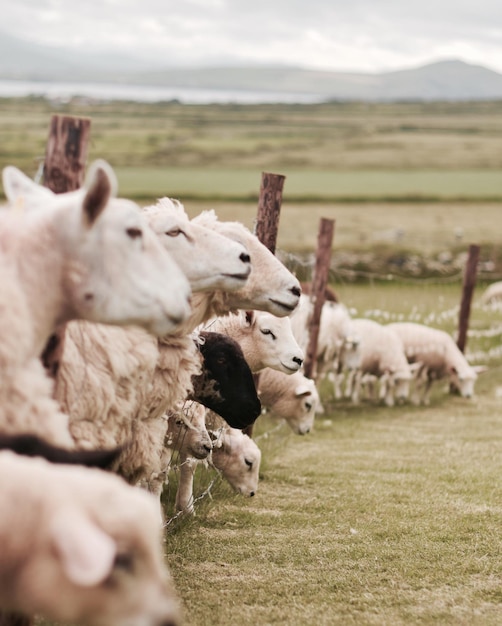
<box><xmin>290</xmin><ymin>295</ymin><xmax>361</xmax><ymax>393</ymax></box>
<box><xmin>0</xmin><ymin>162</ymin><xmax>191</xmax><ymax>445</ymax></box>
<box><xmin>2</xmin><ymin>162</ymin><xmax>192</xmax><ymax>345</ymax></box>
<box><xmin>186</xmin><ymin>210</ymin><xmax>301</xmax><ymax>328</ymax></box>
<box><xmin>205</xmin><ymin>310</ymin><xmax>304</xmax><ymax>374</ymax></box>
<box><xmin>172</xmin><ymin>407</ymin><xmax>261</xmax><ymax>514</ymax></box>
<box><xmin>387</xmin><ymin>322</ymin><xmax>479</xmax><ymax>405</ymax></box>
<box><xmin>0</xmin><ymin>451</ymin><xmax>180</xmax><ymax>626</ymax></box>
<box><xmin>57</xmin><ymin>210</ymin><xmax>299</xmax><ymax>504</ymax></box>
<box><xmin>257</xmin><ymin>368</ymin><xmax>320</xmax><ymax>435</ymax></box>
<box><xmin>347</xmin><ymin>318</ymin><xmax>415</xmax><ymax>406</ymax></box>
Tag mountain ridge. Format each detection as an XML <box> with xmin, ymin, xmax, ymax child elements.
<box><xmin>2</xmin><ymin>31</ymin><xmax>502</xmax><ymax>101</ymax></box>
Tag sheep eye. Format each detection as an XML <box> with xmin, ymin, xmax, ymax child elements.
<box><xmin>113</xmin><ymin>553</ymin><xmax>134</xmax><ymax>573</ymax></box>
<box><xmin>165</xmin><ymin>228</ymin><xmax>182</xmax><ymax>237</ymax></box>
<box><xmin>126</xmin><ymin>227</ymin><xmax>143</xmax><ymax>240</ymax></box>
<box><xmin>175</xmin><ymin>418</ymin><xmax>185</xmax><ymax>426</ymax></box>
<box><xmin>244</xmin><ymin>458</ymin><xmax>253</xmax><ymax>470</ymax></box>
<box><xmin>305</xmin><ymin>402</ymin><xmax>312</xmax><ymax>411</ymax></box>
<box><xmin>260</xmin><ymin>329</ymin><xmax>276</xmax><ymax>340</ymax></box>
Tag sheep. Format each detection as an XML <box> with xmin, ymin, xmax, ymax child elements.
<box><xmin>57</xmin><ymin>209</ymin><xmax>299</xmax><ymax>502</ymax></box>
<box><xmin>346</xmin><ymin>318</ymin><xmax>415</xmax><ymax>406</ymax></box>
<box><xmin>210</xmin><ymin>424</ymin><xmax>261</xmax><ymax>498</ymax></box>
<box><xmin>0</xmin><ymin>451</ymin><xmax>180</xmax><ymax>626</ymax></box>
<box><xmin>166</xmin><ymin>402</ymin><xmax>213</xmax><ymax>515</ymax></box>
<box><xmin>205</xmin><ymin>310</ymin><xmax>304</xmax><ymax>374</ymax></box>
<box><xmin>257</xmin><ymin>368</ymin><xmax>320</xmax><ymax>435</ymax></box>
<box><xmin>190</xmin><ymin>330</ymin><xmax>261</xmax><ymax>429</ymax></box>
<box><xmin>2</xmin><ymin>162</ymin><xmax>192</xmax><ymax>347</ymax></box>
<box><xmin>0</xmin><ymin>162</ymin><xmax>193</xmax><ymax>445</ymax></box>
<box><xmin>173</xmin><ymin>408</ymin><xmax>261</xmax><ymax>514</ymax></box>
<box><xmin>290</xmin><ymin>295</ymin><xmax>361</xmax><ymax>394</ymax></box>
<box><xmin>386</xmin><ymin>322</ymin><xmax>479</xmax><ymax>405</ymax></box>
<box><xmin>186</xmin><ymin>210</ymin><xmax>302</xmax><ymax>328</ymax></box>
<box><xmin>481</xmin><ymin>281</ymin><xmax>502</xmax><ymax>307</ymax></box>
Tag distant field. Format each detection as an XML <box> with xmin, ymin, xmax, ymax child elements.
<box><xmin>114</xmin><ymin>166</ymin><xmax>502</xmax><ymax>203</ymax></box>
<box><xmin>2</xmin><ymin>97</ymin><xmax>502</xmax><ymax>202</ymax></box>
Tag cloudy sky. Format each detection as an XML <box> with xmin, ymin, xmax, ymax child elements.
<box><xmin>4</xmin><ymin>0</ymin><xmax>502</xmax><ymax>73</ymax></box>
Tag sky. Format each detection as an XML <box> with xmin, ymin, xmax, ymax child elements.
<box><xmin>4</xmin><ymin>0</ymin><xmax>502</xmax><ymax>74</ymax></box>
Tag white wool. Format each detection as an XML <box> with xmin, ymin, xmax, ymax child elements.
<box><xmin>387</xmin><ymin>322</ymin><xmax>478</xmax><ymax>405</ymax></box>
<box><xmin>205</xmin><ymin>310</ymin><xmax>304</xmax><ymax>374</ymax></box>
<box><xmin>0</xmin><ymin>451</ymin><xmax>180</xmax><ymax>626</ymax></box>
<box><xmin>257</xmin><ymin>368</ymin><xmax>320</xmax><ymax>435</ymax></box>
<box><xmin>347</xmin><ymin>318</ymin><xmax>413</xmax><ymax>406</ymax></box>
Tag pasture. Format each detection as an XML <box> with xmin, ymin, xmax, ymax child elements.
<box><xmin>3</xmin><ymin>96</ymin><xmax>502</xmax><ymax>625</ymax></box>
<box><xmin>163</xmin><ymin>282</ymin><xmax>502</xmax><ymax>626</ymax></box>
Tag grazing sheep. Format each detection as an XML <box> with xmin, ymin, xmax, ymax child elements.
<box><xmin>0</xmin><ymin>451</ymin><xmax>180</xmax><ymax>626</ymax></box>
<box><xmin>174</xmin><ymin>409</ymin><xmax>262</xmax><ymax>514</ymax></box>
<box><xmin>210</xmin><ymin>425</ymin><xmax>261</xmax><ymax>497</ymax></box>
<box><xmin>481</xmin><ymin>281</ymin><xmax>502</xmax><ymax>306</ymax></box>
<box><xmin>290</xmin><ymin>295</ymin><xmax>361</xmax><ymax>393</ymax></box>
<box><xmin>206</xmin><ymin>310</ymin><xmax>304</xmax><ymax>374</ymax></box>
<box><xmin>257</xmin><ymin>369</ymin><xmax>320</xmax><ymax>435</ymax></box>
<box><xmin>387</xmin><ymin>322</ymin><xmax>479</xmax><ymax>404</ymax></box>
<box><xmin>347</xmin><ymin>319</ymin><xmax>415</xmax><ymax>406</ymax></box>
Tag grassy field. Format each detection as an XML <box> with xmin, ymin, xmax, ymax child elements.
<box><xmin>162</xmin><ymin>283</ymin><xmax>502</xmax><ymax>626</ymax></box>
<box><xmin>11</xmin><ymin>95</ymin><xmax>502</xmax><ymax>624</ymax></box>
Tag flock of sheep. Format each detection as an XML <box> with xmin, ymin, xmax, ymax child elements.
<box><xmin>0</xmin><ymin>156</ymin><xmax>488</xmax><ymax>626</ymax></box>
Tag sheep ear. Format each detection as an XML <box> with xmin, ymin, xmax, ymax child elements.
<box><xmin>50</xmin><ymin>509</ymin><xmax>117</xmax><ymax>587</ymax></box>
<box><xmin>2</xmin><ymin>166</ymin><xmax>54</xmax><ymax>206</ymax></box>
<box><xmin>244</xmin><ymin>311</ymin><xmax>255</xmax><ymax>326</ymax></box>
<box><xmin>82</xmin><ymin>160</ymin><xmax>117</xmax><ymax>227</ymax></box>
<box><xmin>473</xmin><ymin>365</ymin><xmax>488</xmax><ymax>375</ymax></box>
<box><xmin>295</xmin><ymin>384</ymin><xmax>312</xmax><ymax>397</ymax></box>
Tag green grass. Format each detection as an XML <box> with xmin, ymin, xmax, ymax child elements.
<box><xmin>163</xmin><ymin>283</ymin><xmax>502</xmax><ymax>626</ymax></box>
<box><xmin>114</xmin><ymin>167</ymin><xmax>502</xmax><ymax>203</ymax></box>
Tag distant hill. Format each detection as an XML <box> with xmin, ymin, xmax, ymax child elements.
<box><xmin>2</xmin><ymin>30</ymin><xmax>502</xmax><ymax>101</ymax></box>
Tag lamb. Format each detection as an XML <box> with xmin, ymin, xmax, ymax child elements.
<box><xmin>347</xmin><ymin>318</ymin><xmax>415</xmax><ymax>406</ymax></box>
<box><xmin>257</xmin><ymin>369</ymin><xmax>320</xmax><ymax>435</ymax></box>
<box><xmin>0</xmin><ymin>451</ymin><xmax>180</xmax><ymax>626</ymax></box>
<box><xmin>0</xmin><ymin>162</ymin><xmax>192</xmax><ymax>444</ymax></box>
<box><xmin>386</xmin><ymin>322</ymin><xmax>479</xmax><ymax>405</ymax></box>
<box><xmin>205</xmin><ymin>310</ymin><xmax>304</xmax><ymax>374</ymax></box>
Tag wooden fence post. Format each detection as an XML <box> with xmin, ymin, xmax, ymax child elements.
<box><xmin>303</xmin><ymin>218</ymin><xmax>335</xmax><ymax>381</ymax></box>
<box><xmin>40</xmin><ymin>114</ymin><xmax>91</xmax><ymax>380</ymax></box>
<box><xmin>254</xmin><ymin>172</ymin><xmax>286</xmax><ymax>254</ymax></box>
<box><xmin>457</xmin><ymin>244</ymin><xmax>480</xmax><ymax>354</ymax></box>
<box><xmin>244</xmin><ymin>172</ymin><xmax>286</xmax><ymax>438</ymax></box>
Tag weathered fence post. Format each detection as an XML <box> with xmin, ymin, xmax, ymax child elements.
<box><xmin>40</xmin><ymin>114</ymin><xmax>91</xmax><ymax>380</ymax></box>
<box><xmin>254</xmin><ymin>172</ymin><xmax>286</xmax><ymax>254</ymax></box>
<box><xmin>457</xmin><ymin>244</ymin><xmax>480</xmax><ymax>354</ymax></box>
<box><xmin>43</xmin><ymin>114</ymin><xmax>91</xmax><ymax>192</ymax></box>
<box><xmin>243</xmin><ymin>172</ymin><xmax>286</xmax><ymax>437</ymax></box>
<box><xmin>303</xmin><ymin>218</ymin><xmax>335</xmax><ymax>381</ymax></box>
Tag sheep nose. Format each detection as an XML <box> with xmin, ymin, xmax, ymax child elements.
<box><xmin>293</xmin><ymin>356</ymin><xmax>303</xmax><ymax>367</ymax></box>
<box><xmin>291</xmin><ymin>285</ymin><xmax>301</xmax><ymax>297</ymax></box>
<box><xmin>249</xmin><ymin>491</ymin><xmax>255</xmax><ymax>497</ymax></box>
<box><xmin>240</xmin><ymin>252</ymin><xmax>251</xmax><ymax>264</ymax></box>
<box><xmin>160</xmin><ymin>620</ymin><xmax>179</xmax><ymax>626</ymax></box>
<box><xmin>203</xmin><ymin>444</ymin><xmax>212</xmax><ymax>453</ymax></box>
